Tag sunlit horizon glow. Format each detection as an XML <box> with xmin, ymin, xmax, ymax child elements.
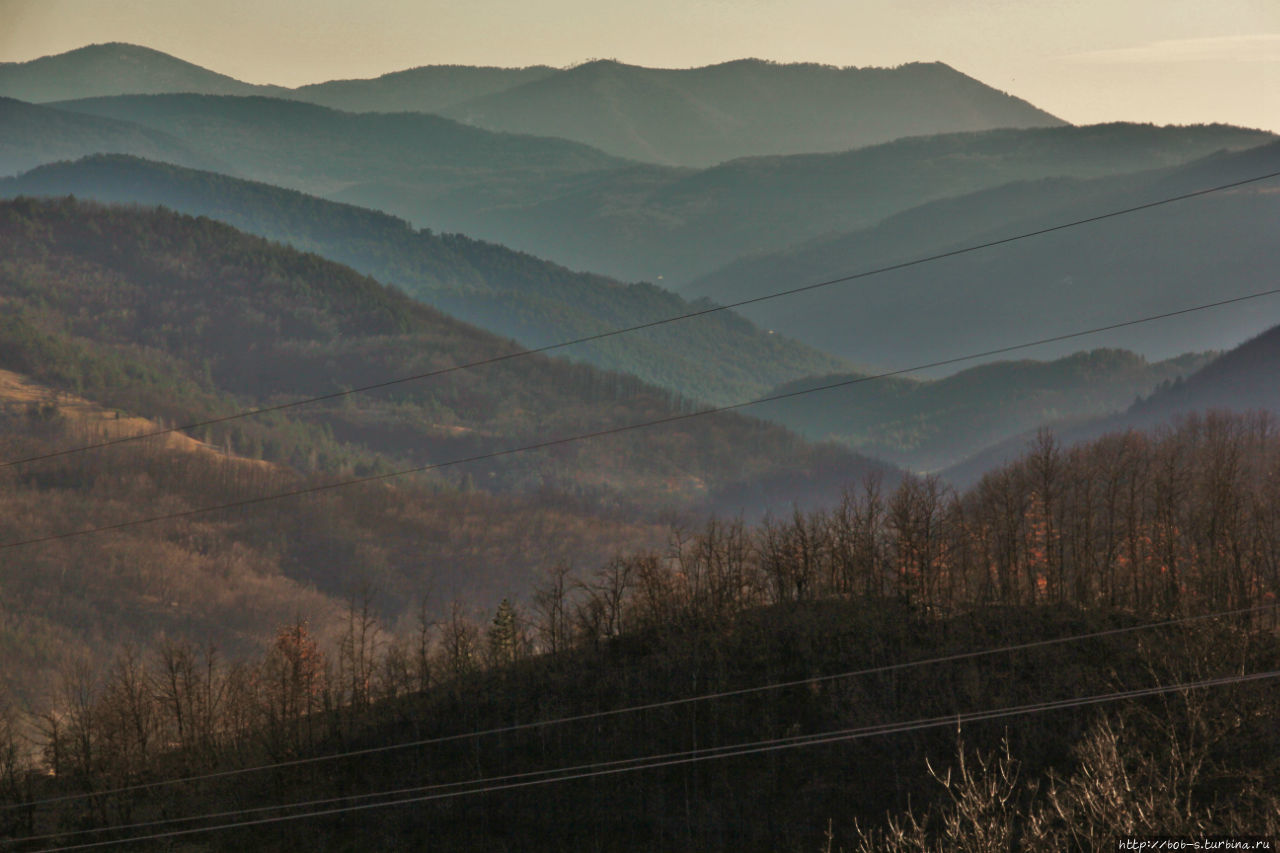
<box><xmin>1</xmin><ymin>0</ymin><xmax>1276</xmax><ymax>132</ymax></box>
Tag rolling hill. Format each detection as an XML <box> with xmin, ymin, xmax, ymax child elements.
<box><xmin>0</xmin><ymin>195</ymin><xmax>889</xmax><ymax>515</ymax></box>
<box><xmin>685</xmin><ymin>140</ymin><xmax>1280</xmax><ymax>370</ymax></box>
<box><xmin>0</xmin><ymin>154</ymin><xmax>850</xmax><ymax>405</ymax></box>
<box><xmin>39</xmin><ymin>93</ymin><xmax>1270</xmax><ymax>283</ymax></box>
<box><xmin>941</xmin><ymin>320</ymin><xmax>1280</xmax><ymax>487</ymax></box>
<box><xmin>330</xmin><ymin>122</ymin><xmax>1276</xmax><ymax>283</ymax></box>
<box><xmin>0</xmin><ymin>195</ymin><xmax>894</xmax><ymax>702</ymax></box>
<box><xmin>0</xmin><ymin>97</ymin><xmax>225</xmax><ymax>176</ymax></box>
<box><xmin>0</xmin><ymin>42</ymin><xmax>285</xmax><ymax>102</ymax></box>
<box><xmin>2</xmin><ymin>44</ymin><xmax>1067</xmax><ymax>168</ymax></box>
<box><xmin>752</xmin><ymin>348</ymin><xmax>1215</xmax><ymax>472</ymax></box>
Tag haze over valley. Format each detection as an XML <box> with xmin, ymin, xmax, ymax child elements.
<box><xmin>1</xmin><ymin>19</ymin><xmax>1278</xmax><ymax>850</ymax></box>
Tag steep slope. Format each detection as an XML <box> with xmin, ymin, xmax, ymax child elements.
<box><xmin>752</xmin><ymin>349</ymin><xmax>1213</xmax><ymax>472</ymax></box>
<box><xmin>0</xmin><ymin>97</ymin><xmax>224</xmax><ymax>176</ymax></box>
<box><xmin>291</xmin><ymin>64</ymin><xmax>557</xmax><ymax>113</ymax></box>
<box><xmin>686</xmin><ymin>140</ymin><xmax>1280</xmax><ymax>369</ymax></box>
<box><xmin>442</xmin><ymin>59</ymin><xmax>1066</xmax><ymax>166</ymax></box>
<box><xmin>0</xmin><ymin>155</ymin><xmax>850</xmax><ymax>404</ymax></box>
<box><xmin>0</xmin><ymin>42</ymin><xmax>282</xmax><ymax>102</ymax></box>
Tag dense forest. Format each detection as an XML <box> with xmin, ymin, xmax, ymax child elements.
<box><xmin>0</xmin><ymin>195</ymin><xmax>884</xmax><ymax>510</ymax></box>
<box><xmin>2</xmin><ymin>412</ymin><xmax>1277</xmax><ymax>850</ymax></box>
<box><xmin>0</xmin><ymin>154</ymin><xmax>850</xmax><ymax>405</ymax></box>
<box><xmin>0</xmin><ymin>195</ymin><xmax>888</xmax><ymax>707</ymax></box>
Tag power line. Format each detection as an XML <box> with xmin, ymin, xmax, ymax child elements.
<box><xmin>7</xmin><ymin>601</ymin><xmax>1268</xmax><ymax>816</ymax></box>
<box><xmin>22</xmin><ymin>668</ymin><xmax>1280</xmax><ymax>852</ymax></box>
<box><xmin>4</xmin><ymin>167</ymin><xmax>1277</xmax><ymax>471</ymax></box>
<box><xmin>2</xmin><ymin>284</ymin><xmax>1278</xmax><ymax>554</ymax></box>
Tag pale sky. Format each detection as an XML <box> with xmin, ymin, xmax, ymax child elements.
<box><xmin>1</xmin><ymin>0</ymin><xmax>1277</xmax><ymax>131</ymax></box>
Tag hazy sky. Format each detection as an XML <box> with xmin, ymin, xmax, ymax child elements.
<box><xmin>2</xmin><ymin>0</ymin><xmax>1277</xmax><ymax>130</ymax></box>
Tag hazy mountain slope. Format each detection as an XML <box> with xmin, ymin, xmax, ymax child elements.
<box><xmin>0</xmin><ymin>196</ymin><xmax>890</xmax><ymax>514</ymax></box>
<box><xmin>50</xmin><ymin>93</ymin><xmax>633</xmax><ymax>197</ymax></box>
<box><xmin>291</xmin><ymin>64</ymin><xmax>557</xmax><ymax>113</ymax></box>
<box><xmin>0</xmin><ymin>97</ymin><xmax>225</xmax><ymax>176</ymax></box>
<box><xmin>0</xmin><ymin>155</ymin><xmax>850</xmax><ymax>404</ymax></box>
<box><xmin>0</xmin><ymin>42</ymin><xmax>282</xmax><ymax>102</ymax></box>
<box><xmin>753</xmin><ymin>349</ymin><xmax>1214</xmax><ymax>472</ymax></box>
<box><xmin>941</xmin><ymin>321</ymin><xmax>1280</xmax><ymax>487</ymax></box>
<box><xmin>441</xmin><ymin>59</ymin><xmax>1066</xmax><ymax>166</ymax></box>
<box><xmin>40</xmin><ymin>95</ymin><xmax>1267</xmax><ymax>285</ymax></box>
<box><xmin>1128</xmin><ymin>323</ymin><xmax>1280</xmax><ymax>421</ymax></box>
<box><xmin>0</xmin><ymin>196</ymin><xmax>890</xmax><ymax>703</ymax></box>
<box><xmin>686</xmin><ymin>140</ymin><xmax>1280</xmax><ymax>369</ymax></box>
<box><xmin>340</xmin><ymin>122</ymin><xmax>1273</xmax><ymax>284</ymax></box>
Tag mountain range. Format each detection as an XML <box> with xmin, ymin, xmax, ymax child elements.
<box><xmin>17</xmin><ymin>92</ymin><xmax>1271</xmax><ymax>284</ymax></box>
<box><xmin>0</xmin><ymin>154</ymin><xmax>849</xmax><ymax>405</ymax></box>
<box><xmin>3</xmin><ymin>43</ymin><xmax>1065</xmax><ymax>166</ymax></box>
<box><xmin>686</xmin><ymin>141</ymin><xmax>1280</xmax><ymax>370</ymax></box>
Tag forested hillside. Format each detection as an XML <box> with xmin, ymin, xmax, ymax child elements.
<box><xmin>0</xmin><ymin>155</ymin><xmax>850</xmax><ymax>404</ymax></box>
<box><xmin>944</xmin><ymin>320</ymin><xmax>1280</xmax><ymax>486</ymax></box>
<box><xmin>0</xmin><ymin>196</ymin><xmax>891</xmax><ymax>702</ymax></box>
<box><xmin>0</xmin><ymin>196</ymin><xmax>883</xmax><ymax>511</ymax></box>
<box><xmin>4</xmin><ymin>412</ymin><xmax>1277</xmax><ymax>850</ymax></box>
<box><xmin>754</xmin><ymin>348</ymin><xmax>1214</xmax><ymax>471</ymax></box>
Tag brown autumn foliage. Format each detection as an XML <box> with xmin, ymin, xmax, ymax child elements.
<box><xmin>3</xmin><ymin>411</ymin><xmax>1278</xmax><ymax>850</ymax></box>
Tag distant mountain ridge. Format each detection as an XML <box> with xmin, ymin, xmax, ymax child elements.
<box><xmin>30</xmin><ymin>91</ymin><xmax>1269</xmax><ymax>284</ymax></box>
<box><xmin>439</xmin><ymin>58</ymin><xmax>1067</xmax><ymax>166</ymax></box>
<box><xmin>6</xmin><ymin>43</ymin><xmax>1065</xmax><ymax>166</ymax></box>
<box><xmin>291</xmin><ymin>64</ymin><xmax>558</xmax><ymax>114</ymax></box>
<box><xmin>0</xmin><ymin>97</ymin><xmax>226</xmax><ymax>176</ymax></box>
<box><xmin>0</xmin><ymin>42</ymin><xmax>285</xmax><ymax>101</ymax></box>
<box><xmin>685</xmin><ymin>140</ymin><xmax>1280</xmax><ymax>368</ymax></box>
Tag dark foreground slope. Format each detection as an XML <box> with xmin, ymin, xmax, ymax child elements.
<box><xmin>8</xmin><ymin>412</ymin><xmax>1279</xmax><ymax>849</ymax></box>
<box><xmin>0</xmin><ymin>155</ymin><xmax>850</xmax><ymax>404</ymax></box>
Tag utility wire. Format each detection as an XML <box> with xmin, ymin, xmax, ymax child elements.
<box><xmin>4</xmin><ymin>167</ymin><xmax>1278</xmax><ymax>471</ymax></box>
<box><xmin>4</xmin><ymin>601</ymin><xmax>1272</xmax><ymax>816</ymax></box>
<box><xmin>2</xmin><ymin>284</ymin><xmax>1278</xmax><ymax>554</ymax></box>
<box><xmin>21</xmin><ymin>668</ymin><xmax>1280</xmax><ymax>852</ymax></box>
